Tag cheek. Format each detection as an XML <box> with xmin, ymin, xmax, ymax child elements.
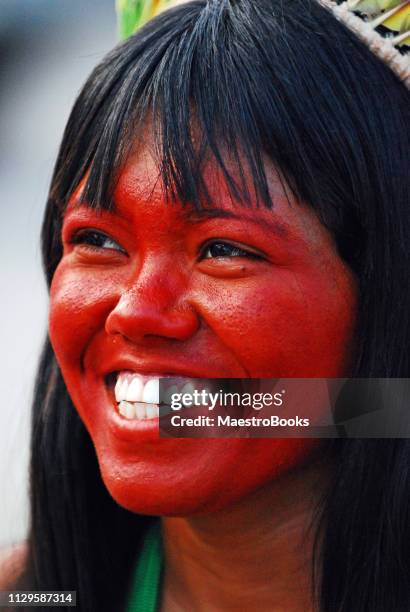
<box><xmin>49</xmin><ymin>265</ymin><xmax>120</xmax><ymax>366</ymax></box>
<box><xmin>198</xmin><ymin>267</ymin><xmax>357</xmax><ymax>377</ymax></box>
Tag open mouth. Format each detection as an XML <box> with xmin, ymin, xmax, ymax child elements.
<box><xmin>105</xmin><ymin>371</ymin><xmax>199</xmax><ymax>421</ymax></box>
<box><xmin>105</xmin><ymin>372</ymin><xmax>251</xmax><ymax>424</ymax></box>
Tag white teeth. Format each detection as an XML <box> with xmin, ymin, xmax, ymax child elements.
<box><xmin>115</xmin><ymin>373</ymin><xmax>159</xmax><ymax>420</ymax></box>
<box><xmin>118</xmin><ymin>400</ymin><xmax>127</xmax><ymax>417</ymax></box>
<box><xmin>118</xmin><ymin>400</ymin><xmax>136</xmax><ymax>420</ymax></box>
<box><xmin>164</xmin><ymin>384</ymin><xmax>178</xmax><ymax>405</ymax></box>
<box><xmin>142</xmin><ymin>378</ymin><xmax>159</xmax><ymax>404</ymax></box>
<box><xmin>146</xmin><ymin>404</ymin><xmax>159</xmax><ymax>419</ymax></box>
<box><xmin>126</xmin><ymin>377</ymin><xmax>144</xmax><ymax>402</ymax></box>
<box><xmin>115</xmin><ymin>372</ymin><xmax>160</xmax><ymax>404</ymax></box>
<box><xmin>181</xmin><ymin>381</ymin><xmax>195</xmax><ymax>401</ymax></box>
<box><xmin>117</xmin><ymin>401</ymin><xmax>159</xmax><ymax>421</ymax></box>
<box><xmin>135</xmin><ymin>402</ymin><xmax>147</xmax><ymax>420</ymax></box>
<box><xmin>115</xmin><ymin>376</ymin><xmax>128</xmax><ymax>403</ymax></box>
<box><xmin>113</xmin><ymin>371</ymin><xmax>196</xmax><ymax>420</ymax></box>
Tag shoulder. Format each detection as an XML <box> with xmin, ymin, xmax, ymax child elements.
<box><xmin>0</xmin><ymin>542</ymin><xmax>28</xmax><ymax>589</ymax></box>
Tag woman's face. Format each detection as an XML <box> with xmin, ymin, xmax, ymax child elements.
<box><xmin>49</xmin><ymin>137</ymin><xmax>357</xmax><ymax>515</ymax></box>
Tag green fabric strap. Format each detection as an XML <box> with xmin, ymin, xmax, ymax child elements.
<box><xmin>127</xmin><ymin>521</ymin><xmax>163</xmax><ymax>612</ymax></box>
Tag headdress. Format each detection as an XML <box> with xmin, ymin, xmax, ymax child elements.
<box><xmin>116</xmin><ymin>0</ymin><xmax>410</xmax><ymax>89</ymax></box>
<box><xmin>116</xmin><ymin>0</ymin><xmax>185</xmax><ymax>37</ymax></box>
<box><xmin>321</xmin><ymin>1</ymin><xmax>409</xmax><ymax>88</ymax></box>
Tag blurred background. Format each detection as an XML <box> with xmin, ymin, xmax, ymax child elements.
<box><xmin>0</xmin><ymin>0</ymin><xmax>116</xmax><ymax>546</ymax></box>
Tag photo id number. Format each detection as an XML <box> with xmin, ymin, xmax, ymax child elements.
<box><xmin>0</xmin><ymin>591</ymin><xmax>76</xmax><ymax>607</ymax></box>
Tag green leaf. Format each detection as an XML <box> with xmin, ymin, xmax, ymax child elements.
<box><xmin>116</xmin><ymin>0</ymin><xmax>154</xmax><ymax>39</ymax></box>
<box><xmin>116</xmin><ymin>0</ymin><xmax>188</xmax><ymax>39</ymax></box>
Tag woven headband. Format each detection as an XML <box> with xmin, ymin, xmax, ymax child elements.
<box><xmin>116</xmin><ymin>0</ymin><xmax>410</xmax><ymax>89</ymax></box>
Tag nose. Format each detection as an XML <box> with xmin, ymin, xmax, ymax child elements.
<box><xmin>105</xmin><ymin>263</ymin><xmax>200</xmax><ymax>343</ymax></box>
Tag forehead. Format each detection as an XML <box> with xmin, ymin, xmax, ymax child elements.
<box><xmin>110</xmin><ymin>136</ymin><xmax>328</xmax><ymax>247</ymax></box>
<box><xmin>65</xmin><ymin>125</ymin><xmax>334</xmax><ymax>252</ymax></box>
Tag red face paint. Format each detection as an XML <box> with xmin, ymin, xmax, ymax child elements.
<box><xmin>49</xmin><ymin>141</ymin><xmax>357</xmax><ymax>515</ymax></box>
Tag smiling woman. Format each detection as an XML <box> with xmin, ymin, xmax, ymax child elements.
<box><xmin>3</xmin><ymin>0</ymin><xmax>410</xmax><ymax>611</ymax></box>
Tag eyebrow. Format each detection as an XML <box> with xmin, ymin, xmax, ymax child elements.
<box><xmin>183</xmin><ymin>207</ymin><xmax>289</xmax><ymax>237</ymax></box>
<box><xmin>66</xmin><ymin>199</ymin><xmax>289</xmax><ymax>238</ymax></box>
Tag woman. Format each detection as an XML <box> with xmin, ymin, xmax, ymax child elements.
<box><xmin>2</xmin><ymin>0</ymin><xmax>409</xmax><ymax>610</ymax></box>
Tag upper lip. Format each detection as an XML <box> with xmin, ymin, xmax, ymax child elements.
<box><xmin>100</xmin><ymin>356</ymin><xmax>223</xmax><ymax>380</ymax></box>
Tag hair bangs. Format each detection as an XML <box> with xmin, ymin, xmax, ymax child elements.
<box><xmin>51</xmin><ymin>0</ymin><xmax>368</xmax><ymax>219</ymax></box>
<box><xmin>55</xmin><ymin>0</ymin><xmax>314</xmax><ymax>217</ymax></box>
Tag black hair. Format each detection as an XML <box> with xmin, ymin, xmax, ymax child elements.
<box><xmin>17</xmin><ymin>1</ymin><xmax>410</xmax><ymax>610</ymax></box>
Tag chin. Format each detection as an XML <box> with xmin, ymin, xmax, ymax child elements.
<box><xmin>95</xmin><ymin>437</ymin><xmax>321</xmax><ymax>517</ymax></box>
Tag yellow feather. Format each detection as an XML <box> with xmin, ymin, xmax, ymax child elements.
<box><xmin>348</xmin><ymin>0</ymin><xmax>405</xmax><ymax>13</ymax></box>
<box><xmin>381</xmin><ymin>4</ymin><xmax>410</xmax><ymax>32</ymax></box>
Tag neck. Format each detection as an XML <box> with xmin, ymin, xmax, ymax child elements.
<box><xmin>160</xmin><ymin>456</ymin><xmax>328</xmax><ymax>612</ymax></box>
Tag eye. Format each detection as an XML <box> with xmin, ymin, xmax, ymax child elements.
<box><xmin>200</xmin><ymin>241</ymin><xmax>262</xmax><ymax>260</ymax></box>
<box><xmin>70</xmin><ymin>229</ymin><xmax>126</xmax><ymax>254</ymax></box>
